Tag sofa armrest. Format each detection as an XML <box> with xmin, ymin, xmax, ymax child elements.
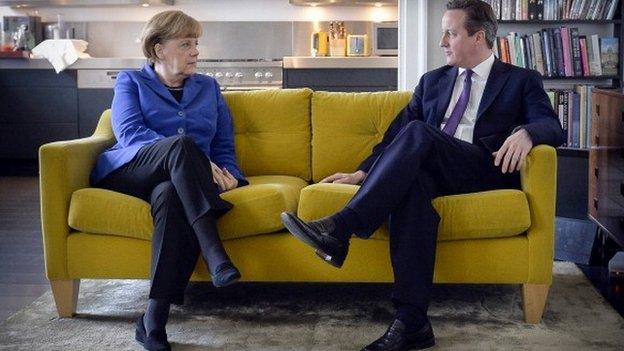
<box><xmin>520</xmin><ymin>145</ymin><xmax>557</xmax><ymax>284</ymax></box>
<box><xmin>39</xmin><ymin>114</ymin><xmax>115</xmax><ymax>280</ymax></box>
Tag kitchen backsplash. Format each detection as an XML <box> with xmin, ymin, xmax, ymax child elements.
<box><xmin>78</xmin><ymin>21</ymin><xmax>376</xmax><ymax>58</ymax></box>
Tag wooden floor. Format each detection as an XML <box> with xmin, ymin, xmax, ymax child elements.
<box><xmin>0</xmin><ymin>177</ymin><xmax>49</xmax><ymax>322</ymax></box>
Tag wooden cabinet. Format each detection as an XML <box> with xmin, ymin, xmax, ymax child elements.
<box><xmin>588</xmin><ymin>89</ymin><xmax>624</xmax><ymax>247</ymax></box>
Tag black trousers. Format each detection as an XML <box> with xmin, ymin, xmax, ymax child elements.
<box><xmin>95</xmin><ymin>135</ymin><xmax>233</xmax><ymax>305</ymax></box>
<box><xmin>345</xmin><ymin>120</ymin><xmax>517</xmax><ymax>313</ymax></box>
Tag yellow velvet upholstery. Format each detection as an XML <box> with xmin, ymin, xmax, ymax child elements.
<box><xmin>68</xmin><ymin>175</ymin><xmax>308</xmax><ymax>242</ymax></box>
<box><xmin>224</xmin><ymin>89</ymin><xmax>313</xmax><ymax>181</ymax></box>
<box><xmin>39</xmin><ymin>90</ymin><xmax>557</xmax><ymax>318</ymax></box>
<box><xmin>297</xmin><ymin>183</ymin><xmax>531</xmax><ymax>242</ymax></box>
<box><xmin>311</xmin><ymin>90</ymin><xmax>412</xmax><ymax>182</ymax></box>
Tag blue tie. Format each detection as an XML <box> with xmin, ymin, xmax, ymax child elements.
<box><xmin>443</xmin><ymin>69</ymin><xmax>473</xmax><ymax>136</ymax></box>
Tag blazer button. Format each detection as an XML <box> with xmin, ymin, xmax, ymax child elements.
<box><xmin>178</xmin><ymin>111</ymin><xmax>184</xmax><ymax>117</ymax></box>
<box><xmin>177</xmin><ymin>127</ymin><xmax>184</xmax><ymax>134</ymax></box>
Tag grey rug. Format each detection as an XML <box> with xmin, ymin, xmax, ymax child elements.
<box><xmin>1</xmin><ymin>262</ymin><xmax>623</xmax><ymax>350</ymax></box>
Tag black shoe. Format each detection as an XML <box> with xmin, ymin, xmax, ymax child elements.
<box><xmin>211</xmin><ymin>262</ymin><xmax>241</xmax><ymax>288</ymax></box>
<box><xmin>280</xmin><ymin>212</ymin><xmax>349</xmax><ymax>268</ymax></box>
<box><xmin>361</xmin><ymin>319</ymin><xmax>435</xmax><ymax>351</ymax></box>
<box><xmin>135</xmin><ymin>314</ymin><xmax>171</xmax><ymax>351</ymax></box>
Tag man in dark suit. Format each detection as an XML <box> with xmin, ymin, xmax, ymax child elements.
<box><xmin>281</xmin><ymin>1</ymin><xmax>565</xmax><ymax>350</ymax></box>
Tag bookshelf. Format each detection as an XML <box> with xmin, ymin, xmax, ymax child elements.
<box><xmin>487</xmin><ymin>0</ymin><xmax>624</xmax><ymax>221</ymax></box>
<box><xmin>495</xmin><ymin>0</ymin><xmax>623</xmax><ymax>155</ymax></box>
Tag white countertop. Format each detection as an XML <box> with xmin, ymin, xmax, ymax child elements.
<box><xmin>0</xmin><ymin>57</ymin><xmax>147</xmax><ymax>70</ymax></box>
<box><xmin>283</xmin><ymin>56</ymin><xmax>397</xmax><ymax>69</ymax></box>
<box><xmin>0</xmin><ymin>56</ymin><xmax>399</xmax><ymax>70</ymax></box>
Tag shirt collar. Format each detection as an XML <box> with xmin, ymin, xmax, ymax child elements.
<box><xmin>458</xmin><ymin>53</ymin><xmax>495</xmax><ymax>80</ymax></box>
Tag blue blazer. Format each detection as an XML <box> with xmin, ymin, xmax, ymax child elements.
<box><xmin>358</xmin><ymin>59</ymin><xmax>566</xmax><ymax>172</ymax></box>
<box><xmin>91</xmin><ymin>64</ymin><xmax>247</xmax><ymax>187</ymax></box>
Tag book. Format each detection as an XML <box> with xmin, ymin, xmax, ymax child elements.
<box><xmin>578</xmin><ymin>36</ymin><xmax>591</xmax><ymax>76</ymax></box>
<box><xmin>529</xmin><ymin>0</ymin><xmax>538</xmax><ymax>19</ymax></box>
<box><xmin>533</xmin><ymin>32</ymin><xmax>545</xmax><ymax>75</ymax></box>
<box><xmin>606</xmin><ymin>0</ymin><xmax>620</xmax><ymax>19</ymax></box>
<box><xmin>600</xmin><ymin>37</ymin><xmax>619</xmax><ymax>76</ymax></box>
<box><xmin>561</xmin><ymin>27</ymin><xmax>574</xmax><ymax>76</ymax></box>
<box><xmin>575</xmin><ymin>85</ymin><xmax>586</xmax><ymax>148</ymax></box>
<box><xmin>570</xmin><ymin>28</ymin><xmax>582</xmax><ymax>76</ymax></box>
<box><xmin>508</xmin><ymin>32</ymin><xmax>517</xmax><ymax>65</ymax></box>
<box><xmin>588</xmin><ymin>34</ymin><xmax>603</xmax><ymax>75</ymax></box>
<box><xmin>553</xmin><ymin>28</ymin><xmax>566</xmax><ymax>76</ymax></box>
<box><xmin>571</xmin><ymin>92</ymin><xmax>580</xmax><ymax>148</ymax></box>
<box><xmin>537</xmin><ymin>0</ymin><xmax>545</xmax><ymax>19</ymax></box>
<box><xmin>543</xmin><ymin>29</ymin><xmax>554</xmax><ymax>76</ymax></box>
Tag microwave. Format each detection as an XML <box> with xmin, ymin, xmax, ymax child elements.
<box><xmin>372</xmin><ymin>21</ymin><xmax>398</xmax><ymax>56</ymax></box>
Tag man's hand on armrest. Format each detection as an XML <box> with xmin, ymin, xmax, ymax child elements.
<box><xmin>492</xmin><ymin>128</ymin><xmax>534</xmax><ymax>173</ymax></box>
<box><xmin>320</xmin><ymin>170</ymin><xmax>367</xmax><ymax>185</ymax></box>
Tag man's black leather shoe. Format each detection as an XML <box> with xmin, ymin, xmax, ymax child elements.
<box><xmin>361</xmin><ymin>319</ymin><xmax>435</xmax><ymax>351</ymax></box>
<box><xmin>135</xmin><ymin>314</ymin><xmax>172</xmax><ymax>351</ymax></box>
<box><xmin>280</xmin><ymin>212</ymin><xmax>349</xmax><ymax>268</ymax></box>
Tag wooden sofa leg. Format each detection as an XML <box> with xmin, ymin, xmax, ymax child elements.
<box><xmin>50</xmin><ymin>279</ymin><xmax>80</xmax><ymax>318</ymax></box>
<box><xmin>522</xmin><ymin>283</ymin><xmax>549</xmax><ymax>324</ymax></box>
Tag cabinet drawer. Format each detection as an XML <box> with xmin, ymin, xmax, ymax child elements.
<box><xmin>0</xmin><ymin>124</ymin><xmax>78</xmax><ymax>158</ymax></box>
<box><xmin>0</xmin><ymin>69</ymin><xmax>77</xmax><ymax>87</ymax></box>
<box><xmin>0</xmin><ymin>87</ymin><xmax>78</xmax><ymax>124</ymax></box>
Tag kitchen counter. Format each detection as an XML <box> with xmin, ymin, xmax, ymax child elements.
<box><xmin>0</xmin><ymin>57</ymin><xmax>146</xmax><ymax>70</ymax></box>
<box><xmin>283</xmin><ymin>56</ymin><xmax>397</xmax><ymax>69</ymax></box>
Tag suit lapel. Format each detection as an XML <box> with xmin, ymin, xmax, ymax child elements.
<box><xmin>435</xmin><ymin>66</ymin><xmax>458</xmax><ymax>127</ymax></box>
<box><xmin>476</xmin><ymin>59</ymin><xmax>511</xmax><ymax>119</ymax></box>
<box><xmin>140</xmin><ymin>64</ymin><xmax>180</xmax><ymax>106</ymax></box>
<box><xmin>180</xmin><ymin>75</ymin><xmax>201</xmax><ymax>108</ymax></box>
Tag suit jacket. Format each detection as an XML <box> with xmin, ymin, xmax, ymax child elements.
<box><xmin>91</xmin><ymin>64</ymin><xmax>247</xmax><ymax>186</ymax></box>
<box><xmin>358</xmin><ymin>59</ymin><xmax>566</xmax><ymax>173</ymax></box>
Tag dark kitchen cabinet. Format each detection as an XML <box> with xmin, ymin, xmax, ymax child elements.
<box><xmin>283</xmin><ymin>68</ymin><xmax>397</xmax><ymax>92</ymax></box>
<box><xmin>78</xmin><ymin>89</ymin><xmax>114</xmax><ymax>137</ymax></box>
<box><xmin>0</xmin><ymin>69</ymin><xmax>78</xmax><ymax>158</ymax></box>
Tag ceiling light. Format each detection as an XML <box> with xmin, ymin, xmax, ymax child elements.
<box><xmin>375</xmin><ymin>2</ymin><xmax>383</xmax><ymax>7</ymax></box>
<box><xmin>141</xmin><ymin>2</ymin><xmax>150</xmax><ymax>7</ymax></box>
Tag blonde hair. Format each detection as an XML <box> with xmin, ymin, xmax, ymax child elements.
<box><xmin>140</xmin><ymin>10</ymin><xmax>202</xmax><ymax>62</ymax></box>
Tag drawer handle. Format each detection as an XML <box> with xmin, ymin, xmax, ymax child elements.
<box><xmin>594</xmin><ymin>167</ymin><xmax>599</xmax><ymax>178</ymax></box>
<box><xmin>595</xmin><ymin>135</ymin><xmax>600</xmax><ymax>146</ymax></box>
<box><xmin>594</xmin><ymin>198</ymin><xmax>599</xmax><ymax>210</ymax></box>
<box><xmin>596</xmin><ymin>104</ymin><xmax>600</xmax><ymax>116</ymax></box>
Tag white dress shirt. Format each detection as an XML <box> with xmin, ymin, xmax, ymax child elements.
<box><xmin>441</xmin><ymin>54</ymin><xmax>495</xmax><ymax>143</ymax></box>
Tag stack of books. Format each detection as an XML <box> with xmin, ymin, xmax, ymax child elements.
<box><xmin>494</xmin><ymin>28</ymin><xmax>619</xmax><ymax>77</ymax></box>
<box><xmin>482</xmin><ymin>0</ymin><xmax>620</xmax><ymax>20</ymax></box>
<box><xmin>547</xmin><ymin>85</ymin><xmax>594</xmax><ymax>148</ymax></box>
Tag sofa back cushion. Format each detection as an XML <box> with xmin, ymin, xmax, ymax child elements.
<box><xmin>311</xmin><ymin>91</ymin><xmax>412</xmax><ymax>182</ymax></box>
<box><xmin>224</xmin><ymin>88</ymin><xmax>313</xmax><ymax>181</ymax></box>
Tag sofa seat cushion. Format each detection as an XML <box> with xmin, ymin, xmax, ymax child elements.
<box><xmin>68</xmin><ymin>175</ymin><xmax>308</xmax><ymax>241</ymax></box>
<box><xmin>297</xmin><ymin>183</ymin><xmax>531</xmax><ymax>241</ymax></box>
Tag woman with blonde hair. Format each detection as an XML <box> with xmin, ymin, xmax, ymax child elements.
<box><xmin>91</xmin><ymin>10</ymin><xmax>247</xmax><ymax>351</ymax></box>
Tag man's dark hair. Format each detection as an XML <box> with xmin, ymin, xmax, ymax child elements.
<box><xmin>446</xmin><ymin>0</ymin><xmax>498</xmax><ymax>49</ymax></box>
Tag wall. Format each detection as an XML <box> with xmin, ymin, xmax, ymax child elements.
<box><xmin>1</xmin><ymin>0</ymin><xmax>397</xmax><ymax>58</ymax></box>
<box><xmin>84</xmin><ymin>20</ymin><xmax>375</xmax><ymax>59</ymax></box>
<box><xmin>0</xmin><ymin>0</ymin><xmax>397</xmax><ymax>22</ymax></box>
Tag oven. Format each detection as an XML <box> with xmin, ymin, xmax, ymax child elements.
<box><xmin>196</xmin><ymin>59</ymin><xmax>283</xmax><ymax>91</ymax></box>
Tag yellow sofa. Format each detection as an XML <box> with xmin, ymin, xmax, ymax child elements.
<box><xmin>39</xmin><ymin>88</ymin><xmax>556</xmax><ymax>324</ymax></box>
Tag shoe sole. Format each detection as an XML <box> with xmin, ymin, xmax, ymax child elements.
<box><xmin>212</xmin><ymin>272</ymin><xmax>241</xmax><ymax>288</ymax></box>
<box><xmin>406</xmin><ymin>337</ymin><xmax>435</xmax><ymax>350</ymax></box>
<box><xmin>281</xmin><ymin>213</ymin><xmax>344</xmax><ymax>268</ymax></box>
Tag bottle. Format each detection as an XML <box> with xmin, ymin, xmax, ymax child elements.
<box><xmin>56</xmin><ymin>14</ymin><xmax>65</xmax><ymax>39</ymax></box>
